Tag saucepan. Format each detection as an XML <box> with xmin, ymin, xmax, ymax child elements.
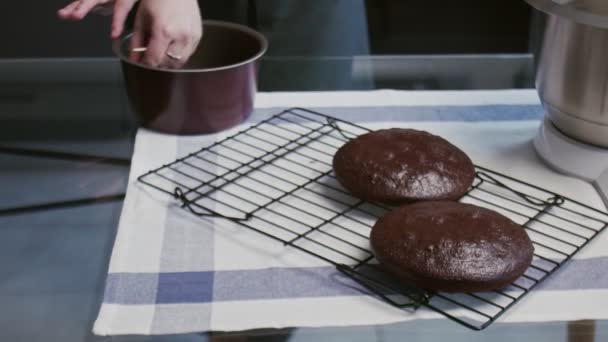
<box><xmin>113</xmin><ymin>20</ymin><xmax>268</xmax><ymax>135</ymax></box>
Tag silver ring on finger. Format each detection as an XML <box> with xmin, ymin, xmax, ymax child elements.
<box><xmin>166</xmin><ymin>51</ymin><xmax>183</xmax><ymax>61</ymax></box>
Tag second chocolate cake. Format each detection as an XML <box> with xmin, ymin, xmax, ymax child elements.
<box><xmin>332</xmin><ymin>128</ymin><xmax>475</xmax><ymax>204</ymax></box>
<box><xmin>370</xmin><ymin>201</ymin><xmax>535</xmax><ymax>293</ymax></box>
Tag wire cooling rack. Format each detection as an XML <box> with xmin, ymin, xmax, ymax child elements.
<box><xmin>138</xmin><ymin>107</ymin><xmax>608</xmax><ymax>330</ymax></box>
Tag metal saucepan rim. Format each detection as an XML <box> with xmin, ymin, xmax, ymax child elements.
<box><xmin>112</xmin><ymin>20</ymin><xmax>268</xmax><ymax>73</ymax></box>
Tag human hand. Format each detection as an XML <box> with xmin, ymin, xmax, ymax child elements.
<box><xmin>58</xmin><ymin>0</ymin><xmax>203</xmax><ymax>68</ymax></box>
<box><xmin>130</xmin><ymin>0</ymin><xmax>202</xmax><ymax>68</ymax></box>
<box><xmin>57</xmin><ymin>0</ymin><xmax>136</xmax><ymax>37</ymax></box>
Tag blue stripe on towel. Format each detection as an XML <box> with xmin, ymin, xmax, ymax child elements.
<box><xmin>104</xmin><ymin>257</ymin><xmax>608</xmax><ymax>305</ymax></box>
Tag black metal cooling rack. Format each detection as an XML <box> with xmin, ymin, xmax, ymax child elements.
<box><xmin>138</xmin><ymin>107</ymin><xmax>608</xmax><ymax>331</ymax></box>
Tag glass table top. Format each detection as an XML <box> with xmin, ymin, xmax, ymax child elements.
<box><xmin>0</xmin><ymin>55</ymin><xmax>605</xmax><ymax>341</ymax></box>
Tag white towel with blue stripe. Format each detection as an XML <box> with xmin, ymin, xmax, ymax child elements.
<box><xmin>93</xmin><ymin>90</ymin><xmax>608</xmax><ymax>335</ymax></box>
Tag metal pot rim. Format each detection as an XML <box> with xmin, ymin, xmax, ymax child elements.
<box><xmin>112</xmin><ymin>20</ymin><xmax>268</xmax><ymax>73</ymax></box>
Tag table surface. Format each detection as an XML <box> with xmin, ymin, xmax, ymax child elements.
<box><xmin>0</xmin><ymin>55</ymin><xmax>606</xmax><ymax>342</ymax></box>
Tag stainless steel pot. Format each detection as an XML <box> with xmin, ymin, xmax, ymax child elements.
<box><xmin>526</xmin><ymin>0</ymin><xmax>608</xmax><ymax>147</ymax></box>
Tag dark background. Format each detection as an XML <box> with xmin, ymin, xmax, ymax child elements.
<box><xmin>366</xmin><ymin>0</ymin><xmax>532</xmax><ymax>54</ymax></box>
<box><xmin>1</xmin><ymin>0</ymin><xmax>533</xmax><ymax>58</ymax></box>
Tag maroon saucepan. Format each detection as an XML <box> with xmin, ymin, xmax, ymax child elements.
<box><xmin>113</xmin><ymin>20</ymin><xmax>268</xmax><ymax>135</ymax></box>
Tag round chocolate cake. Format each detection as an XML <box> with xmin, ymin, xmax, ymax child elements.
<box><xmin>370</xmin><ymin>201</ymin><xmax>534</xmax><ymax>293</ymax></box>
<box><xmin>332</xmin><ymin>129</ymin><xmax>475</xmax><ymax>204</ymax></box>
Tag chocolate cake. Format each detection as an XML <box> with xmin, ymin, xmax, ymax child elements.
<box><xmin>370</xmin><ymin>201</ymin><xmax>534</xmax><ymax>292</ymax></box>
<box><xmin>333</xmin><ymin>129</ymin><xmax>475</xmax><ymax>204</ymax></box>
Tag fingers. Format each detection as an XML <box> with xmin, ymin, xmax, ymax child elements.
<box><xmin>161</xmin><ymin>23</ymin><xmax>201</xmax><ymax>69</ymax></box>
<box><xmin>90</xmin><ymin>3</ymin><xmax>114</xmax><ymax>16</ymax></box>
<box><xmin>129</xmin><ymin>35</ymin><xmax>146</xmax><ymax>63</ymax></box>
<box><xmin>142</xmin><ymin>28</ymin><xmax>172</xmax><ymax>67</ymax></box>
<box><xmin>57</xmin><ymin>1</ymin><xmax>82</xmax><ymax>20</ymax></box>
<box><xmin>129</xmin><ymin>17</ymin><xmax>146</xmax><ymax>63</ymax></box>
<box><xmin>72</xmin><ymin>0</ymin><xmax>101</xmax><ymax>20</ymax></box>
<box><xmin>158</xmin><ymin>25</ymin><xmax>202</xmax><ymax>69</ymax></box>
<box><xmin>125</xmin><ymin>1</ymin><xmax>146</xmax><ymax>63</ymax></box>
<box><xmin>121</xmin><ymin>0</ymin><xmax>203</xmax><ymax>68</ymax></box>
<box><xmin>163</xmin><ymin>40</ymin><xmax>189</xmax><ymax>69</ymax></box>
<box><xmin>112</xmin><ymin>0</ymin><xmax>138</xmax><ymax>39</ymax></box>
<box><xmin>58</xmin><ymin>0</ymin><xmax>110</xmax><ymax>20</ymax></box>
<box><xmin>58</xmin><ymin>0</ymin><xmax>136</xmax><ymax>44</ymax></box>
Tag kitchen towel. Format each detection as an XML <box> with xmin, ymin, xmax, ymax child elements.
<box><xmin>94</xmin><ymin>90</ymin><xmax>608</xmax><ymax>335</ymax></box>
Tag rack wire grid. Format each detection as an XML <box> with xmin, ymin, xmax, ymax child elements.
<box><xmin>138</xmin><ymin>107</ymin><xmax>608</xmax><ymax>331</ymax></box>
